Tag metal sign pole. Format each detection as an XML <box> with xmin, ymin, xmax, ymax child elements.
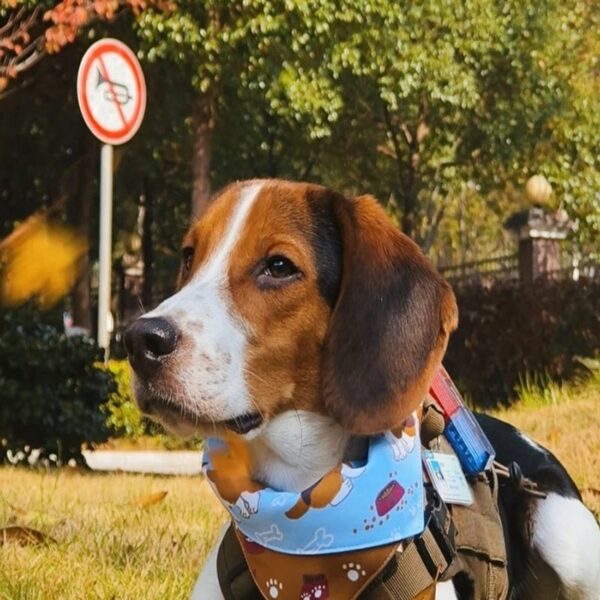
<box><xmin>78</xmin><ymin>39</ymin><xmax>146</xmax><ymax>359</ymax></box>
<box><xmin>97</xmin><ymin>143</ymin><xmax>113</xmax><ymax>358</ymax></box>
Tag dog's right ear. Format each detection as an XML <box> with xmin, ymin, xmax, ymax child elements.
<box><xmin>318</xmin><ymin>192</ymin><xmax>458</xmax><ymax>435</ymax></box>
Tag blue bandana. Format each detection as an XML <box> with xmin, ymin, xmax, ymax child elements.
<box><xmin>203</xmin><ymin>415</ymin><xmax>424</xmax><ymax>556</ymax></box>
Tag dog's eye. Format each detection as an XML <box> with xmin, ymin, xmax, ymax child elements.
<box><xmin>265</xmin><ymin>256</ymin><xmax>297</xmax><ymax>278</ymax></box>
<box><xmin>256</xmin><ymin>255</ymin><xmax>301</xmax><ymax>288</ymax></box>
<box><xmin>181</xmin><ymin>247</ymin><xmax>194</xmax><ymax>278</ymax></box>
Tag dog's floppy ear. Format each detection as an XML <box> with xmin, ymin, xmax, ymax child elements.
<box><xmin>322</xmin><ymin>194</ymin><xmax>458</xmax><ymax>434</ymax></box>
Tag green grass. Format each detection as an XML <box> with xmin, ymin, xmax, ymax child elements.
<box><xmin>1</xmin><ymin>378</ymin><xmax>598</xmax><ymax>599</ymax></box>
<box><xmin>0</xmin><ymin>470</ymin><xmax>226</xmax><ymax>600</ymax></box>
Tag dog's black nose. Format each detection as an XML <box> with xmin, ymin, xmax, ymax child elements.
<box><xmin>124</xmin><ymin>317</ymin><xmax>178</xmax><ymax>377</ymax></box>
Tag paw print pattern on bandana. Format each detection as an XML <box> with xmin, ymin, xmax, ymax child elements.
<box><xmin>300</xmin><ymin>583</ymin><xmax>328</xmax><ymax>599</ymax></box>
<box><xmin>342</xmin><ymin>562</ymin><xmax>366</xmax><ymax>582</ymax></box>
<box><xmin>266</xmin><ymin>578</ymin><xmax>283</xmax><ymax>598</ymax></box>
<box><xmin>300</xmin><ymin>574</ymin><xmax>329</xmax><ymax>599</ymax></box>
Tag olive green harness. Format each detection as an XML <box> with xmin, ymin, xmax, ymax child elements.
<box><xmin>216</xmin><ymin>401</ymin><xmax>512</xmax><ymax>600</ymax></box>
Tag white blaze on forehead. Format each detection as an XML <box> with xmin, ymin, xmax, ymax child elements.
<box><xmin>196</xmin><ymin>181</ymin><xmax>264</xmax><ymax>284</ymax></box>
<box><xmin>142</xmin><ymin>182</ymin><xmax>263</xmax><ymax>420</ymax></box>
<box><xmin>149</xmin><ymin>181</ymin><xmax>263</xmax><ymax>317</ymax></box>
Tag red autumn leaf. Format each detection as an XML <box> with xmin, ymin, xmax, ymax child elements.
<box><xmin>73</xmin><ymin>7</ymin><xmax>89</xmax><ymax>26</ymax></box>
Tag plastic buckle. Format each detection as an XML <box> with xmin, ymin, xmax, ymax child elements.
<box><xmin>416</xmin><ymin>488</ymin><xmax>457</xmax><ymax>578</ymax></box>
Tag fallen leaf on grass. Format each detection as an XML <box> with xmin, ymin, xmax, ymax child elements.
<box><xmin>132</xmin><ymin>491</ymin><xmax>168</xmax><ymax>508</ymax></box>
<box><xmin>547</xmin><ymin>428</ymin><xmax>560</xmax><ymax>446</ymax></box>
<box><xmin>0</xmin><ymin>526</ymin><xmax>55</xmax><ymax>546</ymax></box>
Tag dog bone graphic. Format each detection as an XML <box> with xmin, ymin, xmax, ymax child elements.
<box><xmin>301</xmin><ymin>527</ymin><xmax>334</xmax><ymax>552</ymax></box>
<box><xmin>256</xmin><ymin>523</ymin><xmax>284</xmax><ymax>544</ymax></box>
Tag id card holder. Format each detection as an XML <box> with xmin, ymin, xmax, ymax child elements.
<box><xmin>423</xmin><ymin>450</ymin><xmax>473</xmax><ymax>506</ymax></box>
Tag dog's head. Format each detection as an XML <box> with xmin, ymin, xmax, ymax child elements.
<box><xmin>125</xmin><ymin>180</ymin><xmax>457</xmax><ymax>437</ymax></box>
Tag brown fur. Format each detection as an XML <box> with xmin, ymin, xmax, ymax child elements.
<box><xmin>182</xmin><ymin>180</ymin><xmax>457</xmax><ymax>435</ymax></box>
<box><xmin>322</xmin><ymin>194</ymin><xmax>458</xmax><ymax>433</ymax></box>
<box><xmin>227</xmin><ymin>182</ymin><xmax>334</xmax><ymax>420</ymax></box>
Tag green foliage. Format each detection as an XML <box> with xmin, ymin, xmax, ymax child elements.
<box><xmin>131</xmin><ymin>0</ymin><xmax>600</xmax><ymax>245</ymax></box>
<box><xmin>102</xmin><ymin>359</ymin><xmax>202</xmax><ymax>450</ymax></box>
<box><xmin>103</xmin><ymin>359</ymin><xmax>146</xmax><ymax>439</ymax></box>
<box><xmin>0</xmin><ymin>305</ymin><xmax>116</xmax><ymax>463</ymax></box>
<box><xmin>514</xmin><ymin>371</ymin><xmax>566</xmax><ymax>408</ymax></box>
<box><xmin>1</xmin><ymin>0</ymin><xmax>599</xmax><ymax>323</ymax></box>
<box><xmin>445</xmin><ymin>277</ymin><xmax>600</xmax><ymax>407</ymax></box>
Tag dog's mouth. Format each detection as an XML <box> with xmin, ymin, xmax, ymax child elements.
<box><xmin>221</xmin><ymin>412</ymin><xmax>264</xmax><ymax>435</ymax></box>
<box><xmin>138</xmin><ymin>390</ymin><xmax>263</xmax><ymax>436</ymax></box>
<box><xmin>133</xmin><ymin>377</ymin><xmax>264</xmax><ymax>435</ymax></box>
<box><xmin>138</xmin><ymin>393</ymin><xmax>195</xmax><ymax>423</ymax></box>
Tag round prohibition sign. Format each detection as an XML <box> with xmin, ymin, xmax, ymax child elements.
<box><xmin>77</xmin><ymin>39</ymin><xmax>146</xmax><ymax>145</ymax></box>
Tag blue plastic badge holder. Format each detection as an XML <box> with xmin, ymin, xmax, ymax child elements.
<box><xmin>430</xmin><ymin>367</ymin><xmax>496</xmax><ymax>475</ymax></box>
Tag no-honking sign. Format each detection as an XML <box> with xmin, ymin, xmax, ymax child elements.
<box><xmin>77</xmin><ymin>38</ymin><xmax>146</xmax><ymax>145</ymax></box>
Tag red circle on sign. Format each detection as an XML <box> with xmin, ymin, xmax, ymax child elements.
<box><xmin>77</xmin><ymin>39</ymin><xmax>146</xmax><ymax>145</ymax></box>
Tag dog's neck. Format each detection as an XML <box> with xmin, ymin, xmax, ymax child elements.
<box><xmin>244</xmin><ymin>410</ymin><xmax>353</xmax><ymax>492</ymax></box>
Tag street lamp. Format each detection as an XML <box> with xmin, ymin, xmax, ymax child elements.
<box><xmin>525</xmin><ymin>174</ymin><xmax>552</xmax><ymax>205</ymax></box>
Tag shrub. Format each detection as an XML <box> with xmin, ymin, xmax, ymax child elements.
<box><xmin>444</xmin><ymin>277</ymin><xmax>600</xmax><ymax>407</ymax></box>
<box><xmin>102</xmin><ymin>359</ymin><xmax>202</xmax><ymax>450</ymax></box>
<box><xmin>103</xmin><ymin>359</ymin><xmax>146</xmax><ymax>439</ymax></box>
<box><xmin>0</xmin><ymin>305</ymin><xmax>116</xmax><ymax>464</ymax></box>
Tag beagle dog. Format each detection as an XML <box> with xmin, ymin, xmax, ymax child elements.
<box><xmin>125</xmin><ymin>180</ymin><xmax>600</xmax><ymax>599</ymax></box>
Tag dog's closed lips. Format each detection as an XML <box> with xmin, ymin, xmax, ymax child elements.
<box><xmin>221</xmin><ymin>412</ymin><xmax>263</xmax><ymax>435</ymax></box>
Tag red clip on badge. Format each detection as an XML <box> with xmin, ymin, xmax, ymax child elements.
<box><xmin>430</xmin><ymin>367</ymin><xmax>496</xmax><ymax>475</ymax></box>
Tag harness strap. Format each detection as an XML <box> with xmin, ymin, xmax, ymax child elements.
<box><xmin>365</xmin><ymin>489</ymin><xmax>456</xmax><ymax>600</ymax></box>
<box><xmin>216</xmin><ymin>525</ymin><xmax>257</xmax><ymax>600</ymax></box>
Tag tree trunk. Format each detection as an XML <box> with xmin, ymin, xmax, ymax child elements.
<box><xmin>398</xmin><ymin>143</ymin><xmax>419</xmax><ymax>238</ymax></box>
<box><xmin>141</xmin><ymin>176</ymin><xmax>154</xmax><ymax>309</ymax></box>
<box><xmin>70</xmin><ymin>148</ymin><xmax>94</xmax><ymax>333</ymax></box>
<box><xmin>191</xmin><ymin>90</ymin><xmax>215</xmax><ymax>220</ymax></box>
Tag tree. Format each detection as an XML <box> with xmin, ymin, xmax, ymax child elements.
<box><xmin>311</xmin><ymin>0</ymin><xmax>600</xmax><ymax>251</ymax></box>
<box><xmin>0</xmin><ymin>0</ymin><xmax>168</xmax><ymax>97</ymax></box>
<box><xmin>135</xmin><ymin>0</ymin><xmax>347</xmax><ymax>217</ymax></box>
<box><xmin>2</xmin><ymin>0</ymin><xmax>598</xmax><ymax>317</ymax></box>
<box><xmin>134</xmin><ymin>0</ymin><xmax>599</xmax><ymax>251</ymax></box>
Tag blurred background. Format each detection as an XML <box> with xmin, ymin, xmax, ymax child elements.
<box><xmin>0</xmin><ymin>1</ymin><xmax>598</xmax><ymax>598</ymax></box>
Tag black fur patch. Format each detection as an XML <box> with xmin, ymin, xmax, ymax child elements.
<box><xmin>306</xmin><ymin>190</ymin><xmax>343</xmax><ymax>308</ymax></box>
<box><xmin>330</xmin><ymin>249</ymin><xmax>443</xmax><ymax>420</ymax></box>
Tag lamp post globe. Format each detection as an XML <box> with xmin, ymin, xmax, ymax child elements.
<box><xmin>525</xmin><ymin>174</ymin><xmax>552</xmax><ymax>205</ymax></box>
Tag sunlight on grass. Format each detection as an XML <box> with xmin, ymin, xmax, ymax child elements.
<box><xmin>0</xmin><ymin>469</ymin><xmax>226</xmax><ymax>600</ymax></box>
<box><xmin>493</xmin><ymin>373</ymin><xmax>600</xmax><ymax>516</ymax></box>
<box><xmin>1</xmin><ymin>381</ymin><xmax>599</xmax><ymax>599</ymax></box>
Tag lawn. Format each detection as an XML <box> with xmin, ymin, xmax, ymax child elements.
<box><xmin>1</xmin><ymin>387</ymin><xmax>598</xmax><ymax>600</ymax></box>
<box><xmin>0</xmin><ymin>470</ymin><xmax>226</xmax><ymax>600</ymax></box>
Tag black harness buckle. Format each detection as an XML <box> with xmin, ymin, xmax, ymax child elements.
<box><xmin>415</xmin><ymin>487</ymin><xmax>457</xmax><ymax>578</ymax></box>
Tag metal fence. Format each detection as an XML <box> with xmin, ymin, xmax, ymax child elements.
<box><xmin>439</xmin><ymin>254</ymin><xmax>519</xmax><ymax>287</ymax></box>
<box><xmin>440</xmin><ymin>252</ymin><xmax>600</xmax><ymax>288</ymax></box>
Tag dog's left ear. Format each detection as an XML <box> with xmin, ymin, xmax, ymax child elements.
<box><xmin>322</xmin><ymin>194</ymin><xmax>458</xmax><ymax>434</ymax></box>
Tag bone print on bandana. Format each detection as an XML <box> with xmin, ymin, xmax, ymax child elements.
<box><xmin>203</xmin><ymin>412</ymin><xmax>424</xmax><ymax>556</ymax></box>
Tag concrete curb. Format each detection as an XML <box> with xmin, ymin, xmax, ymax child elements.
<box><xmin>82</xmin><ymin>450</ymin><xmax>203</xmax><ymax>475</ymax></box>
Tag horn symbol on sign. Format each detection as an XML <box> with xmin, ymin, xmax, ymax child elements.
<box><xmin>96</xmin><ymin>68</ymin><xmax>133</xmax><ymax>106</ymax></box>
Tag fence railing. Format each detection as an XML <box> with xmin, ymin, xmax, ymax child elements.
<box><xmin>440</xmin><ymin>252</ymin><xmax>600</xmax><ymax>287</ymax></box>
<box><xmin>439</xmin><ymin>254</ymin><xmax>519</xmax><ymax>287</ymax></box>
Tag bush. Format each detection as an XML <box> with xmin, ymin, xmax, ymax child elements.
<box><xmin>0</xmin><ymin>305</ymin><xmax>116</xmax><ymax>464</ymax></box>
<box><xmin>444</xmin><ymin>277</ymin><xmax>600</xmax><ymax>407</ymax></box>
<box><xmin>103</xmin><ymin>359</ymin><xmax>146</xmax><ymax>439</ymax></box>
<box><xmin>102</xmin><ymin>359</ymin><xmax>202</xmax><ymax>450</ymax></box>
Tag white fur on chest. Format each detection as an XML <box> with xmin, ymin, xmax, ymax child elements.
<box><xmin>245</xmin><ymin>410</ymin><xmax>350</xmax><ymax>492</ymax></box>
